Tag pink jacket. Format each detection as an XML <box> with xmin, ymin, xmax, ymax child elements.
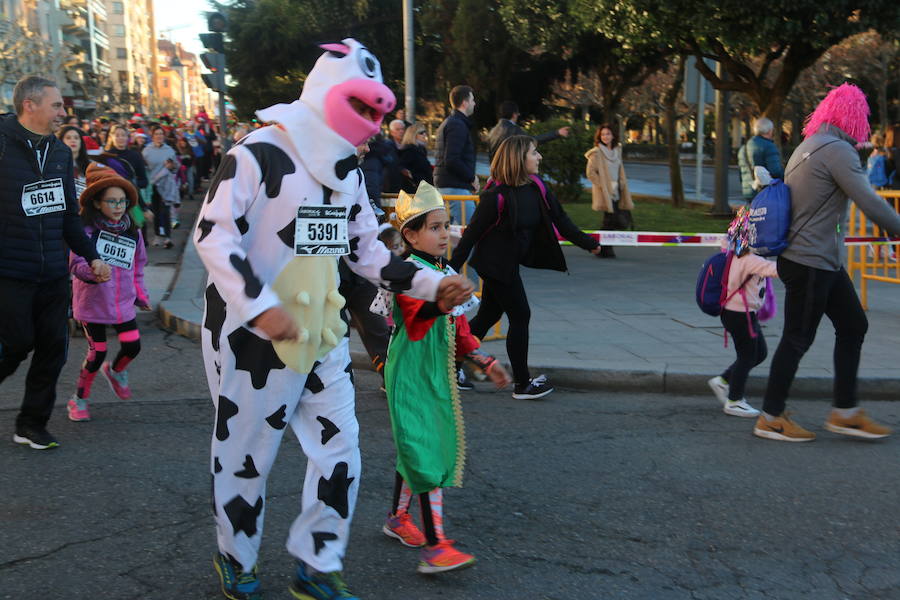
<box><xmin>723</xmin><ymin>252</ymin><xmax>778</xmax><ymax>313</ymax></box>
<box><xmin>70</xmin><ymin>225</ymin><xmax>149</xmax><ymax>324</ymax></box>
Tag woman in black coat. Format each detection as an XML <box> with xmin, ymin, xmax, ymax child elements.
<box><xmin>103</xmin><ymin>123</ymin><xmax>148</xmax><ymax>189</ymax></box>
<box><xmin>398</xmin><ymin>122</ymin><xmax>434</xmax><ymax>193</ymax></box>
<box><xmin>450</xmin><ymin>135</ymin><xmax>600</xmax><ymax>400</ymax></box>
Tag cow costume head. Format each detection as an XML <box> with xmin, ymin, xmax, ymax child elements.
<box><xmin>300</xmin><ymin>39</ymin><xmax>396</xmax><ymax>146</ymax></box>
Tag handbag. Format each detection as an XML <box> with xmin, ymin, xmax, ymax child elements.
<box><xmin>756</xmin><ymin>278</ymin><xmax>777</xmax><ymax>322</ymax></box>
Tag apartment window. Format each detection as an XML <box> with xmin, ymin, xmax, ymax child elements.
<box><xmin>118</xmin><ymin>70</ymin><xmax>128</xmax><ymax>85</ymax></box>
<box><xmin>113</xmin><ymin>24</ymin><xmax>125</xmax><ymax>37</ymax></box>
<box><xmin>116</xmin><ymin>48</ymin><xmax>127</xmax><ymax>59</ymax></box>
<box><xmin>112</xmin><ymin>1</ymin><xmax>124</xmax><ymax>14</ymax></box>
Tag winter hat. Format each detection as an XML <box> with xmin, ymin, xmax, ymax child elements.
<box><xmin>79</xmin><ymin>162</ymin><xmax>138</xmax><ymax>212</ymax></box>
<box><xmin>802</xmin><ymin>83</ymin><xmax>871</xmax><ymax>143</ymax></box>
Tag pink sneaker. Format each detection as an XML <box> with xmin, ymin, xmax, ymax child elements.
<box><xmin>102</xmin><ymin>362</ymin><xmax>131</xmax><ymax>399</ymax></box>
<box><xmin>417</xmin><ymin>539</ymin><xmax>476</xmax><ymax>573</ymax></box>
<box><xmin>382</xmin><ymin>512</ymin><xmax>426</xmax><ymax>547</ymax></box>
<box><xmin>67</xmin><ymin>394</ymin><xmax>91</xmax><ymax>421</ymax></box>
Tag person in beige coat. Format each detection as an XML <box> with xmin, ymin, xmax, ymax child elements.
<box><xmin>585</xmin><ymin>124</ymin><xmax>634</xmax><ymax>258</ymax></box>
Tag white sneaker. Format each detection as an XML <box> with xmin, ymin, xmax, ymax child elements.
<box><xmin>707</xmin><ymin>376</ymin><xmax>729</xmax><ymax>405</ymax></box>
<box><xmin>723</xmin><ymin>399</ymin><xmax>760</xmax><ymax>418</ymax></box>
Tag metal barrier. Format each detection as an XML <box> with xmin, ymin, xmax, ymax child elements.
<box><xmin>847</xmin><ymin>190</ymin><xmax>900</xmax><ymax>310</ymax></box>
<box><xmin>380</xmin><ymin>193</ymin><xmax>506</xmax><ymax>340</ymax></box>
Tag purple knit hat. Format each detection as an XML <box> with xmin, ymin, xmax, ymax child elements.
<box><xmin>802</xmin><ymin>83</ymin><xmax>870</xmax><ymax>143</ymax></box>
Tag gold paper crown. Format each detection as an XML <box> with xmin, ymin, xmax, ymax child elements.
<box><xmin>395</xmin><ymin>181</ymin><xmax>446</xmax><ymax>230</ymax></box>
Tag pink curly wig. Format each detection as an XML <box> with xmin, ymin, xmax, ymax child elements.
<box><xmin>802</xmin><ymin>83</ymin><xmax>871</xmax><ymax>142</ymax></box>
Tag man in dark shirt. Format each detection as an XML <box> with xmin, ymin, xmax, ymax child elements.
<box><xmin>487</xmin><ymin>100</ymin><xmax>570</xmax><ymax>162</ymax></box>
<box><xmin>0</xmin><ymin>76</ymin><xmax>110</xmax><ymax>450</ymax></box>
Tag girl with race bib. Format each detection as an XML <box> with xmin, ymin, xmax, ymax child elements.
<box><xmin>382</xmin><ymin>182</ymin><xmax>510</xmax><ymax>574</ymax></box>
<box><xmin>67</xmin><ymin>163</ymin><xmax>151</xmax><ymax>421</ymax></box>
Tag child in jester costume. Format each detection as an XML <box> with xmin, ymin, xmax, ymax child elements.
<box><xmin>381</xmin><ymin>181</ymin><xmax>511</xmax><ymax>573</ymax></box>
<box><xmin>193</xmin><ymin>40</ymin><xmax>474</xmax><ymax>600</ymax></box>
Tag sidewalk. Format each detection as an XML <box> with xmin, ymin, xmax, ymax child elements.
<box><xmin>159</xmin><ymin>213</ymin><xmax>900</xmax><ymax>399</ymax></box>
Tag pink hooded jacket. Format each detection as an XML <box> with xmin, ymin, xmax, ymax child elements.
<box><xmin>723</xmin><ymin>252</ymin><xmax>778</xmax><ymax>313</ymax></box>
<box><xmin>70</xmin><ymin>225</ymin><xmax>149</xmax><ymax>324</ymax></box>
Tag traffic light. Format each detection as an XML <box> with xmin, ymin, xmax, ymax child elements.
<box><xmin>199</xmin><ymin>32</ymin><xmax>224</xmax><ymax>54</ymax></box>
<box><xmin>201</xmin><ymin>52</ymin><xmax>226</xmax><ymax>92</ymax></box>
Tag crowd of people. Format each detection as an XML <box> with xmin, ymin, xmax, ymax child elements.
<box><xmin>3</xmin><ymin>40</ymin><xmax>900</xmax><ymax>600</ymax></box>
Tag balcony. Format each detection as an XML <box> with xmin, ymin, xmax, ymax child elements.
<box><xmin>95</xmin><ymin>59</ymin><xmax>111</xmax><ymax>76</ymax></box>
<box><xmin>93</xmin><ymin>28</ymin><xmax>109</xmax><ymax>49</ymax></box>
<box><xmin>62</xmin><ymin>8</ymin><xmax>89</xmax><ymax>36</ymax></box>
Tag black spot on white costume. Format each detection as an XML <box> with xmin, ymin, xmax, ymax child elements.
<box><xmin>322</xmin><ymin>186</ymin><xmax>333</xmax><ymax>205</ymax></box>
<box><xmin>312</xmin><ymin>531</ymin><xmax>338</xmax><ymax>555</ymax></box>
<box><xmin>234</xmin><ymin>455</ymin><xmax>260</xmax><ymax>479</ymax></box>
<box><xmin>334</xmin><ymin>155</ymin><xmax>357</xmax><ymax>180</ymax></box>
<box><xmin>305</xmin><ymin>361</ymin><xmax>324</xmax><ymax>393</ymax></box>
<box><xmin>227</xmin><ymin>327</ymin><xmax>285</xmax><ymax>390</ymax></box>
<box><xmin>229</xmin><ymin>254</ymin><xmax>263</xmax><ymax>299</ymax></box>
<box><xmin>317</xmin><ymin>416</ymin><xmax>340</xmax><ymax>445</ymax></box>
<box><xmin>215</xmin><ymin>395</ymin><xmax>239</xmax><ymax>441</ymax></box>
<box><xmin>266</xmin><ymin>405</ymin><xmax>288</xmax><ymax>430</ymax></box>
<box><xmin>344</xmin><ymin>362</ymin><xmax>354</xmax><ymax>385</ymax></box>
<box><xmin>214</xmin><ymin>457</ymin><xmax>223</xmax><ymax>473</ymax></box>
<box><xmin>379</xmin><ymin>256</ymin><xmax>418</xmax><ymax>292</ymax></box>
<box><xmin>204</xmin><ymin>284</ymin><xmax>226</xmax><ymax>352</ymax></box>
<box><xmin>235</xmin><ymin>216</ymin><xmax>249</xmax><ymax>235</ymax></box>
<box><xmin>207</xmin><ymin>154</ymin><xmax>237</xmax><ymax>204</ymax></box>
<box><xmin>197</xmin><ymin>217</ymin><xmax>216</xmax><ymax>243</ymax></box>
<box><xmin>347</xmin><ymin>236</ymin><xmax>360</xmax><ymax>262</ymax></box>
<box><xmin>244</xmin><ymin>142</ymin><xmax>296</xmax><ymax>198</ymax></box>
<box><xmin>318</xmin><ymin>462</ymin><xmax>355</xmax><ymax>519</ymax></box>
<box><xmin>277</xmin><ymin>220</ymin><xmax>295</xmax><ymax>249</ymax></box>
<box><xmin>348</xmin><ymin>203</ymin><xmax>361</xmax><ymax>222</ymax></box>
<box><xmin>224</xmin><ymin>495</ymin><xmax>264</xmax><ymax>537</ymax></box>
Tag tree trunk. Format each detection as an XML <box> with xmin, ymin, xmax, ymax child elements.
<box><xmin>664</xmin><ymin>56</ymin><xmax>686</xmax><ymax>208</ymax></box>
<box><xmin>877</xmin><ymin>58</ymin><xmax>889</xmax><ymax>135</ymax></box>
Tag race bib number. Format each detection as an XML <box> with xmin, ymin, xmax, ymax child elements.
<box><xmin>294</xmin><ymin>205</ymin><xmax>349</xmax><ymax>256</ymax></box>
<box><xmin>96</xmin><ymin>231</ymin><xmax>136</xmax><ymax>269</ymax></box>
<box><xmin>74</xmin><ymin>176</ymin><xmax>86</xmax><ymax>198</ymax></box>
<box><xmin>22</xmin><ymin>179</ymin><xmax>66</xmax><ymax>216</ymax></box>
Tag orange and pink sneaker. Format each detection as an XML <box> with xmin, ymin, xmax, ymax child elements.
<box><xmin>382</xmin><ymin>512</ymin><xmax>426</xmax><ymax>548</ymax></box>
<box><xmin>417</xmin><ymin>539</ymin><xmax>476</xmax><ymax>574</ymax></box>
<box><xmin>101</xmin><ymin>362</ymin><xmax>131</xmax><ymax>399</ymax></box>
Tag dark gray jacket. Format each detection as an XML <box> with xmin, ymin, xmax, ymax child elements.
<box><xmin>487</xmin><ymin>119</ymin><xmax>561</xmax><ymax>161</ymax></box>
<box><xmin>433</xmin><ymin>110</ymin><xmax>476</xmax><ymax>190</ymax></box>
<box><xmin>782</xmin><ymin>124</ymin><xmax>900</xmax><ymax>271</ymax></box>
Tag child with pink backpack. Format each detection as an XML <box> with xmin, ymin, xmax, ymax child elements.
<box><xmin>707</xmin><ymin>207</ymin><xmax>779</xmax><ymax>417</ymax></box>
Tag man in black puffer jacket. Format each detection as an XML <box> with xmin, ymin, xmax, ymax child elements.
<box><xmin>0</xmin><ymin>76</ymin><xmax>111</xmax><ymax>450</ymax></box>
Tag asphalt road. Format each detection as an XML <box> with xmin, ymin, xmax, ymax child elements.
<box><xmin>2</xmin><ymin>320</ymin><xmax>898</xmax><ymax>600</ymax></box>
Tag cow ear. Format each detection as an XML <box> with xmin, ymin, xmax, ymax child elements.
<box><xmin>319</xmin><ymin>42</ymin><xmax>350</xmax><ymax>58</ymax></box>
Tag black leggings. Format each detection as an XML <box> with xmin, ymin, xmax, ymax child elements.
<box><xmin>82</xmin><ymin>320</ymin><xmax>141</xmax><ymax>373</ymax></box>
<box><xmin>763</xmin><ymin>257</ymin><xmax>867</xmax><ymax>415</ymax></box>
<box><xmin>151</xmin><ymin>187</ymin><xmax>171</xmax><ymax>238</ymax></box>
<box><xmin>468</xmin><ymin>271</ymin><xmax>531</xmax><ymax>385</ymax></box>
<box><xmin>720</xmin><ymin>310</ymin><xmax>767</xmax><ymax>401</ymax></box>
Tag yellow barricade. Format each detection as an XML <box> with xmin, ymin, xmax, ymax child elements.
<box><xmin>379</xmin><ymin>193</ymin><xmax>505</xmax><ymax>340</ymax></box>
<box><xmin>847</xmin><ymin>190</ymin><xmax>900</xmax><ymax>310</ymax></box>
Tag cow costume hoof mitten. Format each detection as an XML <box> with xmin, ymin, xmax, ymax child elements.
<box><xmin>194</xmin><ymin>38</ymin><xmax>450</xmax><ymax>582</ymax></box>
<box><xmin>272</xmin><ymin>257</ymin><xmax>347</xmax><ymax>373</ymax></box>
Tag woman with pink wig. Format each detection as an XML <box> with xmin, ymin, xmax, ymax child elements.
<box><xmin>752</xmin><ymin>84</ymin><xmax>900</xmax><ymax>443</ymax></box>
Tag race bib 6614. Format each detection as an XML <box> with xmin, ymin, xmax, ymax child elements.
<box><xmin>21</xmin><ymin>179</ymin><xmax>66</xmax><ymax>216</ymax></box>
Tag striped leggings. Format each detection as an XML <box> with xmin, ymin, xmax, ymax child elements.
<box><xmin>76</xmin><ymin>319</ymin><xmax>141</xmax><ymax>399</ymax></box>
<box><xmin>391</xmin><ymin>472</ymin><xmax>445</xmax><ymax>546</ymax></box>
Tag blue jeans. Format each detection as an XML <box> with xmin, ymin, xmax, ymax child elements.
<box><xmin>440</xmin><ymin>187</ymin><xmax>475</xmax><ymax>226</ymax></box>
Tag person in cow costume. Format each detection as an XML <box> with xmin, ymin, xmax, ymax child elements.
<box><xmin>194</xmin><ymin>39</ymin><xmax>474</xmax><ymax>600</ymax></box>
